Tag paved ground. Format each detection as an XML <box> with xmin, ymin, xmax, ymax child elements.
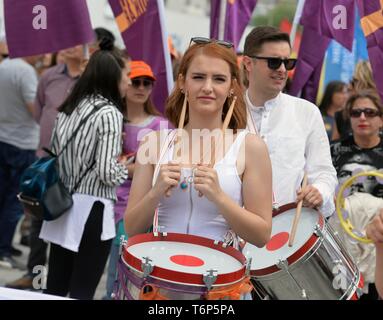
<box><xmin>0</xmin><ymin>219</ymin><xmax>108</xmax><ymax>300</ymax></box>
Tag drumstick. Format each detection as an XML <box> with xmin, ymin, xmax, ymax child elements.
<box><xmin>198</xmin><ymin>96</ymin><xmax>237</xmax><ymax>197</ymax></box>
<box><xmin>208</xmin><ymin>96</ymin><xmax>237</xmax><ymax>168</ymax></box>
<box><xmin>165</xmin><ymin>93</ymin><xmax>188</xmax><ymax>197</ymax></box>
<box><xmin>288</xmin><ymin>173</ymin><xmax>308</xmax><ymax>247</ymax></box>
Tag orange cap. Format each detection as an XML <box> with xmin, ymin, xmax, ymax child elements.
<box><xmin>129</xmin><ymin>60</ymin><xmax>156</xmax><ymax>81</ymax></box>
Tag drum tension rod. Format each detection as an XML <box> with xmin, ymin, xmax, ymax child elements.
<box><xmin>277</xmin><ymin>259</ymin><xmax>308</xmax><ymax>300</ymax></box>
<box><xmin>141</xmin><ymin>256</ymin><xmax>154</xmax><ymax>277</ymax></box>
<box><xmin>203</xmin><ymin>269</ymin><xmax>218</xmax><ymax>291</ymax></box>
<box><xmin>314</xmin><ymin>224</ymin><xmax>324</xmax><ymax>238</ymax></box>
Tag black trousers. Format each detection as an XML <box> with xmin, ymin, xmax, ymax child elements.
<box><xmin>44</xmin><ymin>201</ymin><xmax>112</xmax><ymax>300</ymax></box>
<box><xmin>27</xmin><ymin>215</ymin><xmax>47</xmax><ymax>275</ymax></box>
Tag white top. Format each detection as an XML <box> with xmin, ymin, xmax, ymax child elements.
<box><xmin>245</xmin><ymin>90</ymin><xmax>337</xmax><ymax>217</ymax></box>
<box><xmin>39</xmin><ymin>193</ymin><xmax>115</xmax><ymax>252</ymax></box>
<box><xmin>156</xmin><ymin>130</ymin><xmax>249</xmax><ymax>242</ymax></box>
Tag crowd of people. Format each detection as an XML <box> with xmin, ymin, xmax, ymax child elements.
<box><xmin>0</xmin><ymin>25</ymin><xmax>382</xmax><ymax>300</ymax></box>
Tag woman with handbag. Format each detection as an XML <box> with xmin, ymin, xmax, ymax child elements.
<box><xmin>39</xmin><ymin>40</ymin><xmax>129</xmax><ymax>299</ymax></box>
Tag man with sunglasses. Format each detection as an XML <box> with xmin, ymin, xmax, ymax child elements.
<box><xmin>242</xmin><ymin>26</ymin><xmax>337</xmax><ymax>217</ymax></box>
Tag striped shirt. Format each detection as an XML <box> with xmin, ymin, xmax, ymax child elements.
<box><xmin>51</xmin><ymin>95</ymin><xmax>128</xmax><ymax>201</ymax></box>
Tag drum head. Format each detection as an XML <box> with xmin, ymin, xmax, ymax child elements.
<box><xmin>123</xmin><ymin>233</ymin><xmax>246</xmax><ymax>286</ymax></box>
<box><xmin>243</xmin><ymin>205</ymin><xmax>322</xmax><ymax>274</ymax></box>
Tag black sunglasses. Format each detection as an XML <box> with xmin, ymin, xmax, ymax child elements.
<box><xmin>349</xmin><ymin>108</ymin><xmax>381</xmax><ymax>118</ymax></box>
<box><xmin>131</xmin><ymin>78</ymin><xmax>154</xmax><ymax>89</ymax></box>
<box><xmin>248</xmin><ymin>55</ymin><xmax>297</xmax><ymax>71</ymax></box>
<box><xmin>189</xmin><ymin>37</ymin><xmax>234</xmax><ymax>49</ymax></box>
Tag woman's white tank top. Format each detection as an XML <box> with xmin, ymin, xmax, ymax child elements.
<box><xmin>156</xmin><ymin>130</ymin><xmax>249</xmax><ymax>242</ymax></box>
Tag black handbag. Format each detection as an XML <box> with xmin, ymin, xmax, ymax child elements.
<box><xmin>18</xmin><ymin>102</ymin><xmax>107</xmax><ymax>221</ymax></box>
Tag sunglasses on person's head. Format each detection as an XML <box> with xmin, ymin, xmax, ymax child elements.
<box><xmin>349</xmin><ymin>108</ymin><xmax>381</xmax><ymax>118</ymax></box>
<box><xmin>130</xmin><ymin>78</ymin><xmax>154</xmax><ymax>89</ymax></box>
<box><xmin>189</xmin><ymin>37</ymin><xmax>234</xmax><ymax>49</ymax></box>
<box><xmin>248</xmin><ymin>55</ymin><xmax>297</xmax><ymax>71</ymax></box>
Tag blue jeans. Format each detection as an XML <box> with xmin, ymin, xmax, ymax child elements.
<box><xmin>104</xmin><ymin>220</ymin><xmax>127</xmax><ymax>299</ymax></box>
<box><xmin>0</xmin><ymin>141</ymin><xmax>36</xmax><ymax>257</ymax></box>
<box><xmin>105</xmin><ymin>241</ymin><xmax>119</xmax><ymax>299</ymax></box>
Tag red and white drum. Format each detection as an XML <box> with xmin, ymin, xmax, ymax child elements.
<box><xmin>113</xmin><ymin>232</ymin><xmax>252</xmax><ymax>300</ymax></box>
<box><xmin>243</xmin><ymin>203</ymin><xmax>364</xmax><ymax>300</ymax></box>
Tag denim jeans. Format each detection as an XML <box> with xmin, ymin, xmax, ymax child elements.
<box><xmin>0</xmin><ymin>141</ymin><xmax>36</xmax><ymax>257</ymax></box>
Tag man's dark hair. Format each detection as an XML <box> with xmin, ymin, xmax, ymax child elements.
<box><xmin>94</xmin><ymin>27</ymin><xmax>116</xmax><ymax>44</ymax></box>
<box><xmin>244</xmin><ymin>26</ymin><xmax>291</xmax><ymax>56</ymax></box>
<box><xmin>58</xmin><ymin>44</ymin><xmax>125</xmax><ymax>115</ymax></box>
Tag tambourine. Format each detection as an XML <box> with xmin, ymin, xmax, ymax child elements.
<box><xmin>335</xmin><ymin>170</ymin><xmax>383</xmax><ymax>244</ymax></box>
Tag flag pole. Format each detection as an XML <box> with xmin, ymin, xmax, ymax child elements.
<box><xmin>218</xmin><ymin>0</ymin><xmax>227</xmax><ymax>40</ymax></box>
<box><xmin>157</xmin><ymin>0</ymin><xmax>174</xmax><ymax>97</ymax></box>
<box><xmin>290</xmin><ymin>0</ymin><xmax>306</xmax><ymax>49</ymax></box>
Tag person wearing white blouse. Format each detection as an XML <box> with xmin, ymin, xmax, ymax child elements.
<box><xmin>242</xmin><ymin>26</ymin><xmax>337</xmax><ymax>217</ymax></box>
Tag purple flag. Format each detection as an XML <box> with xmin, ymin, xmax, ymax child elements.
<box><xmin>4</xmin><ymin>0</ymin><xmax>94</xmax><ymax>58</ymax></box>
<box><xmin>300</xmin><ymin>0</ymin><xmax>355</xmax><ymax>51</ymax></box>
<box><xmin>289</xmin><ymin>28</ymin><xmax>330</xmax><ymax>103</ymax></box>
<box><xmin>108</xmin><ymin>0</ymin><xmax>173</xmax><ymax>113</ymax></box>
<box><xmin>356</xmin><ymin>0</ymin><xmax>383</xmax><ymax>102</ymax></box>
<box><xmin>210</xmin><ymin>0</ymin><xmax>257</xmax><ymax>49</ymax></box>
<box><xmin>289</xmin><ymin>0</ymin><xmax>355</xmax><ymax>102</ymax></box>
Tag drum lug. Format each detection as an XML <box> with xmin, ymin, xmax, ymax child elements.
<box><xmin>118</xmin><ymin>235</ymin><xmax>127</xmax><ymax>255</ymax></box>
<box><xmin>203</xmin><ymin>269</ymin><xmax>218</xmax><ymax>291</ymax></box>
<box><xmin>153</xmin><ymin>225</ymin><xmax>166</xmax><ymax>237</ymax></box>
<box><xmin>356</xmin><ymin>287</ymin><xmax>363</xmax><ymax>299</ymax></box>
<box><xmin>141</xmin><ymin>256</ymin><xmax>154</xmax><ymax>277</ymax></box>
<box><xmin>277</xmin><ymin>259</ymin><xmax>289</xmax><ymax>271</ymax></box>
<box><xmin>314</xmin><ymin>224</ymin><xmax>324</xmax><ymax>238</ymax></box>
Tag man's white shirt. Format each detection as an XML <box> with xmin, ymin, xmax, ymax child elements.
<box><xmin>245</xmin><ymin>90</ymin><xmax>337</xmax><ymax>217</ymax></box>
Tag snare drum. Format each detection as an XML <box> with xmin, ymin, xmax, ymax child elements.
<box><xmin>243</xmin><ymin>203</ymin><xmax>363</xmax><ymax>300</ymax></box>
<box><xmin>113</xmin><ymin>232</ymin><xmax>252</xmax><ymax>300</ymax></box>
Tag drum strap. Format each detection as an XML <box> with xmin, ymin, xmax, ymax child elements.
<box><xmin>246</xmin><ymin>103</ymin><xmax>278</xmax><ymax>210</ymax></box>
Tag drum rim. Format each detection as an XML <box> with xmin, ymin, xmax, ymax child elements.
<box><xmin>251</xmin><ymin>203</ymin><xmax>324</xmax><ymax>276</ymax></box>
<box><xmin>122</xmin><ymin>232</ymin><xmax>247</xmax><ymax>286</ymax></box>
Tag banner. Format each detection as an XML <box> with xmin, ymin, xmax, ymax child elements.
<box><xmin>4</xmin><ymin>0</ymin><xmax>94</xmax><ymax>58</ymax></box>
<box><xmin>210</xmin><ymin>0</ymin><xmax>257</xmax><ymax>49</ymax></box>
<box><xmin>108</xmin><ymin>0</ymin><xmax>173</xmax><ymax>113</ymax></box>
<box><xmin>289</xmin><ymin>0</ymin><xmax>355</xmax><ymax>102</ymax></box>
<box><xmin>356</xmin><ymin>0</ymin><xmax>383</xmax><ymax>101</ymax></box>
